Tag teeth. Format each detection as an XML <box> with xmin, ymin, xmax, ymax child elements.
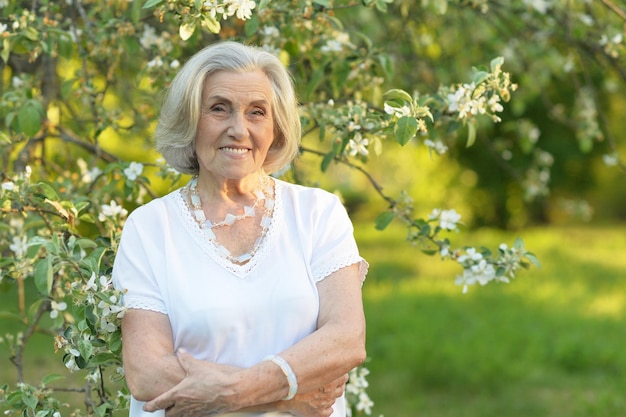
<box><xmin>221</xmin><ymin>147</ymin><xmax>248</xmax><ymax>154</ymax></box>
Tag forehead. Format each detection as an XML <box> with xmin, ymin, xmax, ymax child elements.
<box><xmin>202</xmin><ymin>69</ymin><xmax>274</xmax><ymax>103</ymax></box>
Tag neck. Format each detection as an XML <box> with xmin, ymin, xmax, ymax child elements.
<box><xmin>196</xmin><ymin>172</ymin><xmax>268</xmax><ymax>202</ymax></box>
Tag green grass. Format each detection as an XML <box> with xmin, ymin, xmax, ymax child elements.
<box><xmin>2</xmin><ymin>224</ymin><xmax>626</xmax><ymax>416</ymax></box>
<box><xmin>357</xmin><ymin>223</ymin><xmax>626</xmax><ymax>417</ymax></box>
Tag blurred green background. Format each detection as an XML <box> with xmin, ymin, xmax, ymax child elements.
<box><xmin>3</xmin><ymin>1</ymin><xmax>626</xmax><ymax>416</ymax></box>
<box><xmin>3</xmin><ymin>221</ymin><xmax>626</xmax><ymax>416</ymax></box>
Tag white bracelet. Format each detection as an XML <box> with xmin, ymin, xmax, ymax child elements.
<box><xmin>264</xmin><ymin>354</ymin><xmax>298</xmax><ymax>400</ymax></box>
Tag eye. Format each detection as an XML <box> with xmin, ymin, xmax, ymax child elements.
<box><xmin>211</xmin><ymin>104</ymin><xmax>227</xmax><ymax>113</ymax></box>
<box><xmin>249</xmin><ymin>107</ymin><xmax>268</xmax><ymax>118</ymax></box>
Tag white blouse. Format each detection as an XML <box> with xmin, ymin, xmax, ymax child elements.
<box><xmin>112</xmin><ymin>179</ymin><xmax>368</xmax><ymax>417</ymax></box>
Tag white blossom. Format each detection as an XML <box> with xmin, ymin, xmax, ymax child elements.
<box><xmin>124</xmin><ymin>162</ymin><xmax>144</xmax><ymax>180</ymax></box>
<box><xmin>424</xmin><ymin>139</ymin><xmax>448</xmax><ymax>155</ymax></box>
<box><xmin>139</xmin><ymin>25</ymin><xmax>158</xmax><ymax>49</ymax></box>
<box><xmin>384</xmin><ymin>103</ymin><xmax>411</xmax><ymax>118</ymax></box>
<box><xmin>457</xmin><ymin>247</ymin><xmax>483</xmax><ymax>263</ymax></box>
<box><xmin>226</xmin><ymin>0</ymin><xmax>256</xmax><ymax>20</ymax></box>
<box><xmin>523</xmin><ymin>0</ymin><xmax>551</xmax><ymax>14</ymax></box>
<box><xmin>603</xmin><ymin>153</ymin><xmax>619</xmax><ymax>167</ymax></box>
<box><xmin>2</xmin><ymin>181</ymin><xmax>15</xmax><ymax>191</ymax></box>
<box><xmin>147</xmin><ymin>57</ymin><xmax>163</xmax><ymax>68</ymax></box>
<box><xmin>84</xmin><ymin>272</ymin><xmax>98</xmax><ymax>292</ymax></box>
<box><xmin>260</xmin><ymin>26</ymin><xmax>280</xmax><ymax>38</ymax></box>
<box><xmin>50</xmin><ymin>301</ymin><xmax>67</xmax><ymax>319</ymax></box>
<box><xmin>429</xmin><ymin>208</ymin><xmax>462</xmax><ymax>231</ymax></box>
<box><xmin>9</xmin><ymin>236</ymin><xmax>28</xmax><ymax>257</ymax></box>
<box><xmin>204</xmin><ymin>0</ymin><xmax>226</xmax><ymax>18</ymax></box>
<box><xmin>99</xmin><ymin>200</ymin><xmax>128</xmax><ymax>222</ymax></box>
<box><xmin>346</xmin><ymin>132</ymin><xmax>369</xmax><ymax>158</ymax></box>
<box><xmin>321</xmin><ymin>39</ymin><xmax>343</xmax><ymax>53</ymax></box>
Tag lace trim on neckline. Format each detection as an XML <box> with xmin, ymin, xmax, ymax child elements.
<box><xmin>175</xmin><ymin>178</ymin><xmax>282</xmax><ymax>278</ymax></box>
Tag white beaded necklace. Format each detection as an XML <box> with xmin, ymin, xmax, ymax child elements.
<box><xmin>188</xmin><ymin>176</ymin><xmax>275</xmax><ymax>264</ymax></box>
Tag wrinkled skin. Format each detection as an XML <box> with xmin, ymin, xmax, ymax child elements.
<box><xmin>144</xmin><ymin>349</ymin><xmax>348</xmax><ymax>417</ymax></box>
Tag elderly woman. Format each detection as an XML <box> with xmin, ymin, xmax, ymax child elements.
<box><xmin>112</xmin><ymin>41</ymin><xmax>368</xmax><ymax>417</ymax></box>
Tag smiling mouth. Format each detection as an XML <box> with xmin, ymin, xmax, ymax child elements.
<box><xmin>220</xmin><ymin>147</ymin><xmax>249</xmax><ymax>155</ymax></box>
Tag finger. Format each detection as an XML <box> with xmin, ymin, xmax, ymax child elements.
<box><xmin>143</xmin><ymin>392</ymin><xmax>175</xmax><ymax>412</ymax></box>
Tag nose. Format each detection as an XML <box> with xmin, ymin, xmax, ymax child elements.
<box><xmin>227</xmin><ymin>111</ymin><xmax>249</xmax><ymax>140</ymax></box>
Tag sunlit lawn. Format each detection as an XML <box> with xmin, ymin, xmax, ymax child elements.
<box><xmin>358</xmin><ymin>223</ymin><xmax>626</xmax><ymax>417</ymax></box>
<box><xmin>1</xmin><ymin>223</ymin><xmax>625</xmax><ymax>417</ymax></box>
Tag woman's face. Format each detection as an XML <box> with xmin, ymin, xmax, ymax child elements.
<box><xmin>195</xmin><ymin>69</ymin><xmax>275</xmax><ymax>182</ymax></box>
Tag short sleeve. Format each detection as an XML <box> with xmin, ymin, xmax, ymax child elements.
<box><xmin>309</xmin><ymin>193</ymin><xmax>368</xmax><ymax>284</ymax></box>
<box><xmin>112</xmin><ymin>208</ymin><xmax>168</xmax><ymax>314</ymax></box>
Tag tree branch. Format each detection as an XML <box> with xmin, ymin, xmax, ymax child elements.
<box><xmin>601</xmin><ymin>0</ymin><xmax>626</xmax><ymax>21</ymax></box>
<box><xmin>10</xmin><ymin>299</ymin><xmax>51</xmax><ymax>383</ymax></box>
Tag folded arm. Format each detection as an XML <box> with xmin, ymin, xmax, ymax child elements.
<box><xmin>121</xmin><ymin>262</ymin><xmax>366</xmax><ymax>416</ymax></box>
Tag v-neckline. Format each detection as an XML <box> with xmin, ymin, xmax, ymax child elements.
<box><xmin>177</xmin><ymin>178</ymin><xmax>281</xmax><ymax>278</ymax></box>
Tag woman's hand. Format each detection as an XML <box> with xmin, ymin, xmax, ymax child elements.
<box><xmin>143</xmin><ymin>349</ymin><xmax>241</xmax><ymax>417</ymax></box>
<box><xmin>284</xmin><ymin>373</ymin><xmax>349</xmax><ymax>417</ymax></box>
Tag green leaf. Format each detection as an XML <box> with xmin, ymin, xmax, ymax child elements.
<box><xmin>21</xmin><ymin>389</ymin><xmax>38</xmax><ymax>410</ymax></box>
<box><xmin>245</xmin><ymin>15</ymin><xmax>260</xmax><ymax>37</ymax></box>
<box><xmin>36</xmin><ymin>182</ymin><xmax>59</xmax><ymax>200</ymax></box>
<box><xmin>60</xmin><ymin>79</ymin><xmax>76</xmax><ymax>100</ymax></box>
<box><xmin>378</xmin><ymin>54</ymin><xmax>394</xmax><ymax>78</ymax></box>
<box><xmin>201</xmin><ymin>15</ymin><xmax>221</xmax><ymax>34</ymax></box>
<box><xmin>472</xmin><ymin>70</ymin><xmax>489</xmax><ymax>85</ymax></box>
<box><xmin>85</xmin><ymin>305</ymin><xmax>98</xmax><ymax>326</ymax></box>
<box><xmin>142</xmin><ymin>0</ymin><xmax>164</xmax><ymax>9</ymax></box>
<box><xmin>525</xmin><ymin>253</ymin><xmax>541</xmax><ymax>268</ymax></box>
<box><xmin>0</xmin><ymin>310</ymin><xmax>22</xmax><ymax>322</ymax></box>
<box><xmin>57</xmin><ymin>33</ymin><xmax>74</xmax><ymax>59</ymax></box>
<box><xmin>313</xmin><ymin>0</ymin><xmax>331</xmax><ymax>6</ymax></box>
<box><xmin>109</xmin><ymin>330</ymin><xmax>123</xmax><ymax>354</ymax></box>
<box><xmin>2</xmin><ymin>38</ymin><xmax>11</xmax><ymax>63</ymax></box>
<box><xmin>23</xmin><ymin>27</ymin><xmax>39</xmax><ymax>41</ymax></box>
<box><xmin>17</xmin><ymin>100</ymin><xmax>44</xmax><ymax>136</ymax></box>
<box><xmin>258</xmin><ymin>0</ymin><xmax>272</xmax><ymax>11</ymax></box>
<box><xmin>95</xmin><ymin>403</ymin><xmax>111</xmax><ymax>417</ymax></box>
<box><xmin>179</xmin><ymin>22</ymin><xmax>196</xmax><ymax>40</ymax></box>
<box><xmin>435</xmin><ymin>0</ymin><xmax>449</xmax><ymax>13</ymax></box>
<box><xmin>375</xmin><ymin>0</ymin><xmax>391</xmax><ymax>12</ymax></box>
<box><xmin>375</xmin><ymin>211</ymin><xmax>395</xmax><ymax>230</ymax></box>
<box><xmin>383</xmin><ymin>88</ymin><xmax>413</xmax><ymax>103</ymax></box>
<box><xmin>466</xmin><ymin>121</ymin><xmax>476</xmax><ymax>147</ymax></box>
<box><xmin>78</xmin><ymin>339</ymin><xmax>94</xmax><ymax>361</ymax></box>
<box><xmin>34</xmin><ymin>257</ymin><xmax>53</xmax><ymax>296</ymax></box>
<box><xmin>90</xmin><ymin>353</ymin><xmax>117</xmax><ymax>366</ymax></box>
<box><xmin>394</xmin><ymin>116</ymin><xmax>418</xmax><ymax>146</ymax></box>
<box><xmin>371</xmin><ymin>136</ymin><xmax>383</xmax><ymax>156</ymax></box>
<box><xmin>0</xmin><ymin>130</ymin><xmax>10</xmax><ymax>144</ymax></box>
<box><xmin>321</xmin><ymin>152</ymin><xmax>335</xmax><ymax>172</ymax></box>
<box><xmin>131</xmin><ymin>0</ymin><xmax>143</xmax><ymax>23</ymax></box>
<box><xmin>306</xmin><ymin>67</ymin><xmax>325</xmax><ymax>100</ymax></box>
<box><xmin>42</xmin><ymin>374</ymin><xmax>64</xmax><ymax>385</ymax></box>
<box><xmin>490</xmin><ymin>56</ymin><xmax>504</xmax><ymax>72</ymax></box>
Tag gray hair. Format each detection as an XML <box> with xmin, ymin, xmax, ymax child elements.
<box><xmin>155</xmin><ymin>41</ymin><xmax>301</xmax><ymax>175</ymax></box>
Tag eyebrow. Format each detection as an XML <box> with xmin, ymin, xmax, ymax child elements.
<box><xmin>207</xmin><ymin>95</ymin><xmax>270</xmax><ymax>107</ymax></box>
